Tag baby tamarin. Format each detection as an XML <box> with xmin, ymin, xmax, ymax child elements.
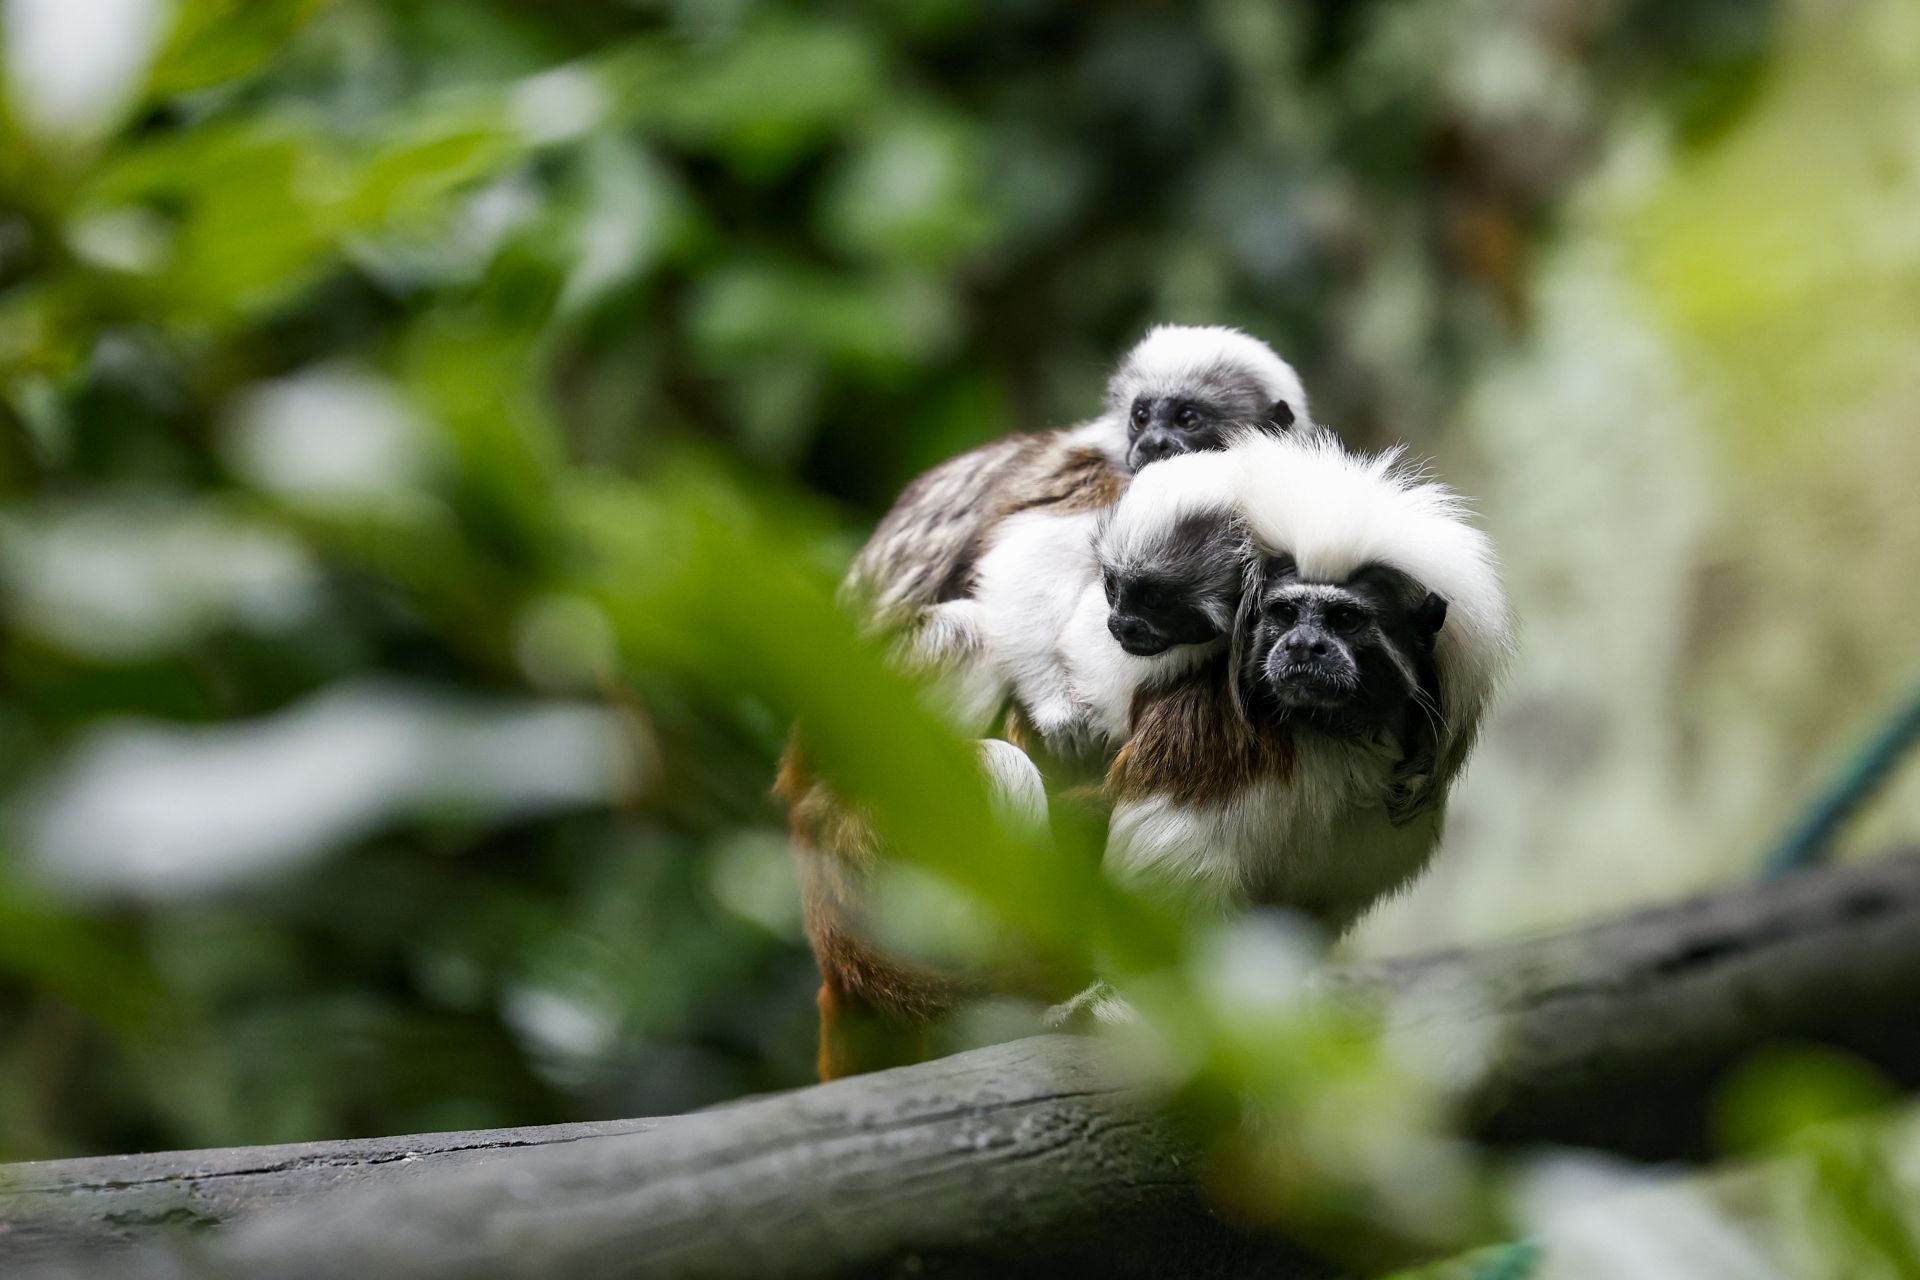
<box><xmin>844</xmin><ymin>325</ymin><xmax>1307</xmax><ymax>642</ymax></box>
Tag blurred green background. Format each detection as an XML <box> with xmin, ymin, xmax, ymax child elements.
<box><xmin>1</xmin><ymin>0</ymin><xmax>1917</xmax><ymax>1188</ymax></box>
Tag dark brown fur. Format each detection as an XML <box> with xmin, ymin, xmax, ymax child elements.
<box><xmin>1107</xmin><ymin>657</ymin><xmax>1295</xmax><ymax>808</ymax></box>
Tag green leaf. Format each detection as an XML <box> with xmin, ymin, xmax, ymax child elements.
<box><xmin>651</xmin><ymin>17</ymin><xmax>885</xmax><ymax>176</ymax></box>
<box><xmin>818</xmin><ymin>111</ymin><xmax>997</xmax><ymax>266</ymax></box>
<box><xmin>148</xmin><ymin>0</ymin><xmax>328</xmax><ymax>100</ymax></box>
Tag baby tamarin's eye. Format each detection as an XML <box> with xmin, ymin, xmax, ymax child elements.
<box><xmin>1265</xmin><ymin>600</ymin><xmax>1299</xmax><ymax>627</ymax></box>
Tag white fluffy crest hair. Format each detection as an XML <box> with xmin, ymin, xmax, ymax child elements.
<box><xmin>1096</xmin><ymin>446</ymin><xmax>1242</xmax><ymax>568</ymax></box>
<box><xmin>1108</xmin><ymin>325</ymin><xmax>1310</xmax><ymax>422</ymax></box>
<box><xmin>1229</xmin><ymin>431</ymin><xmax>1516</xmax><ymax>756</ymax></box>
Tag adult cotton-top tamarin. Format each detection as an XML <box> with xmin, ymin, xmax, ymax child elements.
<box><xmin>1103</xmin><ymin>432</ymin><xmax>1515</xmax><ymax>932</ymax></box>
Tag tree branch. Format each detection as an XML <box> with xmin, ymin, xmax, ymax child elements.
<box><xmin>6</xmin><ymin>852</ymin><xmax>1920</xmax><ymax>1279</ymax></box>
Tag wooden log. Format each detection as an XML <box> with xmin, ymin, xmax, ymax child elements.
<box><xmin>0</xmin><ymin>1118</ymin><xmax>659</xmax><ymax>1264</ymax></box>
<box><xmin>4</xmin><ymin>1038</ymin><xmax>1304</xmax><ymax>1279</ymax></box>
<box><xmin>5</xmin><ymin>852</ymin><xmax>1919</xmax><ymax>1279</ymax></box>
<box><xmin>1349</xmin><ymin>849</ymin><xmax>1920</xmax><ymax>1158</ymax></box>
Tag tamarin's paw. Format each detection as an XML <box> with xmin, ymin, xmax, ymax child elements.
<box><xmin>1045</xmin><ymin>980</ymin><xmax>1137</xmax><ymax>1030</ymax></box>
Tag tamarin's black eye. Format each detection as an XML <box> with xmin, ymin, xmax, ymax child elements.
<box><xmin>1175</xmin><ymin>407</ymin><xmax>1200</xmax><ymax>430</ymax></box>
<box><xmin>1324</xmin><ymin>604</ymin><xmax>1362</xmax><ymax>632</ymax></box>
<box><xmin>1130</xmin><ymin>403</ymin><xmax>1151</xmax><ymax>432</ymax></box>
<box><xmin>1266</xmin><ymin>600</ymin><xmax>1298</xmax><ymax>627</ymax></box>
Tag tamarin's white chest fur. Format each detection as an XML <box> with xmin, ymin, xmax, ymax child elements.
<box><xmin>1105</xmin><ymin>732</ymin><xmax>1443</xmax><ymax>932</ymax></box>
<box><xmin>929</xmin><ymin>508</ymin><xmax>1210</xmax><ymax>758</ymax></box>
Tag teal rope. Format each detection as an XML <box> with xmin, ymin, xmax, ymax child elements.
<box><xmin>1760</xmin><ymin>679</ymin><xmax>1920</xmax><ymax>881</ymax></box>
<box><xmin>1470</xmin><ymin>1239</ymin><xmax>1541</xmax><ymax>1280</ymax></box>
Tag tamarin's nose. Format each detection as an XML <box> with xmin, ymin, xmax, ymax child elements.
<box><xmin>1131</xmin><ymin>434</ymin><xmax>1175</xmax><ymax>466</ymax></box>
<box><xmin>1283</xmin><ymin>631</ymin><xmax>1330</xmax><ymax>659</ymax></box>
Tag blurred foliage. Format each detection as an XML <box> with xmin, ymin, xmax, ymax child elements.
<box><xmin>1717</xmin><ymin>1047</ymin><xmax>1920</xmax><ymax>1279</ymax></box>
<box><xmin>0</xmin><ymin>0</ymin><xmax>1829</xmax><ymax>1259</ymax></box>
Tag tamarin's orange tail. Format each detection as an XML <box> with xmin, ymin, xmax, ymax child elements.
<box><xmin>814</xmin><ymin>982</ymin><xmax>934</xmax><ymax>1081</ymax></box>
<box><xmin>779</xmin><ymin>740</ymin><xmax>971</xmax><ymax>1081</ymax></box>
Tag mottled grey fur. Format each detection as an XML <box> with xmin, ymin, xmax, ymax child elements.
<box><xmin>842</xmin><ymin>430</ymin><xmax>1121</xmax><ymax>634</ymax></box>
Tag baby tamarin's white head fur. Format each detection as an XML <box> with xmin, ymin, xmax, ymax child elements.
<box><xmin>1081</xmin><ymin>325</ymin><xmax>1312</xmax><ymax>472</ymax></box>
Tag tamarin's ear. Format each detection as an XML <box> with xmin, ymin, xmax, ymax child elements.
<box><xmin>1266</xmin><ymin>399</ymin><xmax>1295</xmax><ymax>431</ymax></box>
<box><xmin>1415</xmin><ymin>592</ymin><xmax>1449</xmax><ymax>639</ymax></box>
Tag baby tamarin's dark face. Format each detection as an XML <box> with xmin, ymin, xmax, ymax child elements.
<box><xmin>1123</xmin><ymin>390</ymin><xmax>1293</xmax><ymax>471</ymax></box>
<box><xmin>1241</xmin><ymin>555</ymin><xmax>1448</xmax><ymax>737</ymax></box>
<box><xmin>1100</xmin><ymin>512</ymin><xmax>1246</xmax><ymax>658</ymax></box>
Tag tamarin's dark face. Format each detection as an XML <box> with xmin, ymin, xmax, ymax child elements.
<box><xmin>1124</xmin><ymin>390</ymin><xmax>1295</xmax><ymax>472</ymax></box>
<box><xmin>1101</xmin><ymin>513</ymin><xmax>1247</xmax><ymax>657</ymax></box>
<box><xmin>1242</xmin><ymin>556</ymin><xmax>1448</xmax><ymax>736</ymax></box>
